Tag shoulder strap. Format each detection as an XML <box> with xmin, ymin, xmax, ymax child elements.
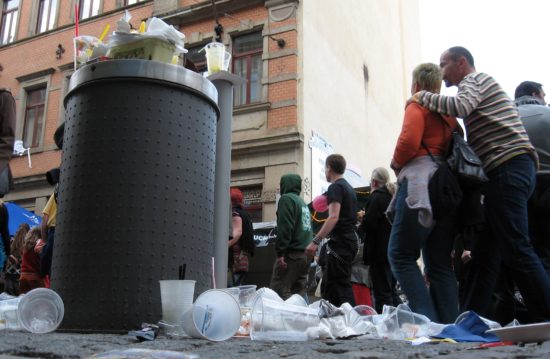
<box><xmin>421</xmin><ymin>141</ymin><xmax>438</xmax><ymax>164</ymax></box>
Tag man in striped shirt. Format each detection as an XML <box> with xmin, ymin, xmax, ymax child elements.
<box><xmin>412</xmin><ymin>46</ymin><xmax>550</xmax><ymax>323</ymax></box>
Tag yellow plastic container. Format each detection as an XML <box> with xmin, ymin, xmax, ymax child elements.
<box><xmin>108</xmin><ymin>38</ymin><xmax>176</xmax><ymax>64</ymax></box>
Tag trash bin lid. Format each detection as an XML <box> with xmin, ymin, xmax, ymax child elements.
<box><xmin>66</xmin><ymin>59</ymin><xmax>218</xmax><ymax>112</ymax></box>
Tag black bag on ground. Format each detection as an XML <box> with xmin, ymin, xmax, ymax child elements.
<box><xmin>447</xmin><ymin>132</ymin><xmax>488</xmax><ymax>186</ymax></box>
<box><xmin>422</xmin><ymin>142</ymin><xmax>463</xmax><ymax>221</ymax></box>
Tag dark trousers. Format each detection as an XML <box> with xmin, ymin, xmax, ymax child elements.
<box><xmin>369</xmin><ymin>262</ymin><xmax>401</xmax><ymax>314</ymax></box>
<box><xmin>0</xmin><ymin>203</ymin><xmax>9</xmax><ymax>270</ymax></box>
<box><xmin>270</xmin><ymin>251</ymin><xmax>309</xmax><ymax>300</ymax></box>
<box><xmin>321</xmin><ymin>234</ymin><xmax>358</xmax><ymax>307</ymax></box>
<box><xmin>388</xmin><ymin>179</ymin><xmax>458</xmax><ymax>323</ymax></box>
<box><xmin>462</xmin><ymin>154</ymin><xmax>550</xmax><ymax>322</ymax></box>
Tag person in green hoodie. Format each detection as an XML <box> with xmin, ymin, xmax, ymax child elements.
<box><xmin>270</xmin><ymin>174</ymin><xmax>313</xmax><ymax>300</ymax></box>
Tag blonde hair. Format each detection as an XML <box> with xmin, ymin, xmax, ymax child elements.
<box><xmin>371</xmin><ymin>167</ymin><xmax>396</xmax><ymax>196</ymax></box>
<box><xmin>24</xmin><ymin>226</ymin><xmax>41</xmax><ymax>251</ymax></box>
<box><xmin>412</xmin><ymin>63</ymin><xmax>442</xmax><ymax>93</ymax></box>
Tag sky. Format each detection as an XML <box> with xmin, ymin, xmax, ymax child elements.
<box><xmin>419</xmin><ymin>0</ymin><xmax>550</xmax><ymax>99</ymax></box>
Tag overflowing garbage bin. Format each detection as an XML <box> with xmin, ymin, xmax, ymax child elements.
<box><xmin>53</xmin><ymin>60</ymin><xmax>219</xmax><ymax>331</ymax></box>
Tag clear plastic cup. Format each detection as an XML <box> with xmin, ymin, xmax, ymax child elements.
<box><xmin>250</xmin><ymin>296</ymin><xmax>320</xmax><ymax>341</ymax></box>
<box><xmin>159</xmin><ymin>280</ymin><xmax>195</xmax><ymax>324</ymax></box>
<box><xmin>222</xmin><ymin>51</ymin><xmax>231</xmax><ymax>71</ymax></box>
<box><xmin>221</xmin><ymin>287</ymin><xmax>240</xmax><ymax>302</ymax></box>
<box><xmin>237</xmin><ymin>285</ymin><xmax>257</xmax><ymax>308</ymax></box>
<box><xmin>0</xmin><ymin>297</ymin><xmax>23</xmax><ymax>330</ymax></box>
<box><xmin>17</xmin><ymin>288</ymin><xmax>64</xmax><ymax>333</ymax></box>
<box><xmin>181</xmin><ymin>289</ymin><xmax>241</xmax><ymax>341</ymax></box>
<box><xmin>204</xmin><ymin>42</ymin><xmax>225</xmax><ymax>74</ymax></box>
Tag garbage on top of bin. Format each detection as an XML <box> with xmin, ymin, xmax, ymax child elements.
<box><xmin>73</xmin><ymin>10</ymin><xmax>188</xmax><ymax>70</ymax></box>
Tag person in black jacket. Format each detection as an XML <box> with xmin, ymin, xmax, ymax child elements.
<box><xmin>360</xmin><ymin>167</ymin><xmax>400</xmax><ymax>313</ymax></box>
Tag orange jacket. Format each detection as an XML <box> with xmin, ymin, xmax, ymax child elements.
<box><xmin>392</xmin><ymin>103</ymin><xmax>459</xmax><ymax>169</ymax></box>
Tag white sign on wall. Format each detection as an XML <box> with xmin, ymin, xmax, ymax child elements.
<box><xmin>309</xmin><ymin>131</ymin><xmax>334</xmax><ymax>199</ymax></box>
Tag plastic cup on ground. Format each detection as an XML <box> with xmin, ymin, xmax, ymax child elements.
<box><xmin>237</xmin><ymin>285</ymin><xmax>257</xmax><ymax>308</ymax></box>
<box><xmin>0</xmin><ymin>297</ymin><xmax>23</xmax><ymax>330</ymax></box>
<box><xmin>221</xmin><ymin>287</ymin><xmax>240</xmax><ymax>303</ymax></box>
<box><xmin>159</xmin><ymin>280</ymin><xmax>196</xmax><ymax>325</ymax></box>
<box><xmin>181</xmin><ymin>289</ymin><xmax>241</xmax><ymax>341</ymax></box>
<box><xmin>250</xmin><ymin>296</ymin><xmax>321</xmax><ymax>341</ymax></box>
<box><xmin>284</xmin><ymin>294</ymin><xmax>307</xmax><ymax>307</ymax></box>
<box><xmin>17</xmin><ymin>288</ymin><xmax>64</xmax><ymax>333</ymax></box>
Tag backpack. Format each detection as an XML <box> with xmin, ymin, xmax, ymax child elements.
<box><xmin>233</xmin><ymin>207</ymin><xmax>255</xmax><ymax>256</ymax></box>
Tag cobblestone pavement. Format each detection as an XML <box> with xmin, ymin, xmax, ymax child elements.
<box><xmin>1</xmin><ymin>332</ymin><xmax>550</xmax><ymax>359</ymax></box>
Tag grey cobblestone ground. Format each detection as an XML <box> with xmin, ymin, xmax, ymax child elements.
<box><xmin>1</xmin><ymin>332</ymin><xmax>550</xmax><ymax>359</ymax></box>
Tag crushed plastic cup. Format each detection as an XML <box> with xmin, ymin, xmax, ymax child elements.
<box><xmin>376</xmin><ymin>304</ymin><xmax>431</xmax><ymax>340</ymax></box>
<box><xmin>284</xmin><ymin>294</ymin><xmax>307</xmax><ymax>307</ymax></box>
<box><xmin>17</xmin><ymin>288</ymin><xmax>64</xmax><ymax>333</ymax></box>
<box><xmin>250</xmin><ymin>296</ymin><xmax>321</xmax><ymax>341</ymax></box>
<box><xmin>74</xmin><ymin>36</ymin><xmax>101</xmax><ymax>70</ymax></box>
<box><xmin>256</xmin><ymin>287</ymin><xmax>283</xmax><ymax>302</ymax></box>
<box><xmin>237</xmin><ymin>285</ymin><xmax>257</xmax><ymax>308</ymax></box>
<box><xmin>204</xmin><ymin>42</ymin><xmax>225</xmax><ymax>74</ymax></box>
<box><xmin>159</xmin><ymin>280</ymin><xmax>195</xmax><ymax>325</ymax></box>
<box><xmin>353</xmin><ymin>305</ymin><xmax>377</xmax><ymax>316</ymax></box>
<box><xmin>181</xmin><ymin>289</ymin><xmax>241</xmax><ymax>341</ymax></box>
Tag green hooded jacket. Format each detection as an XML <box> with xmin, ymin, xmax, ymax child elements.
<box><xmin>276</xmin><ymin>174</ymin><xmax>313</xmax><ymax>257</ymax></box>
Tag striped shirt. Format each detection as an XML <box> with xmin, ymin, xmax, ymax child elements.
<box><xmin>417</xmin><ymin>72</ymin><xmax>536</xmax><ymax>173</ymax></box>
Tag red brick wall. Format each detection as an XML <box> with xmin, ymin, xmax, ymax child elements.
<box><xmin>0</xmin><ymin>1</ymin><xmax>154</xmax><ymax>179</ymax></box>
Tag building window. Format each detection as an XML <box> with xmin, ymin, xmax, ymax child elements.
<box><xmin>124</xmin><ymin>0</ymin><xmax>144</xmax><ymax>5</ymax></box>
<box><xmin>232</xmin><ymin>32</ymin><xmax>263</xmax><ymax>106</ymax></box>
<box><xmin>23</xmin><ymin>87</ymin><xmax>46</xmax><ymax>148</ymax></box>
<box><xmin>242</xmin><ymin>186</ymin><xmax>263</xmax><ymax>222</ymax></box>
<box><xmin>36</xmin><ymin>0</ymin><xmax>58</xmax><ymax>34</ymax></box>
<box><xmin>185</xmin><ymin>44</ymin><xmax>208</xmax><ymax>74</ymax></box>
<box><xmin>1</xmin><ymin>0</ymin><xmax>19</xmax><ymax>44</ymax></box>
<box><xmin>79</xmin><ymin>0</ymin><xmax>100</xmax><ymax>20</ymax></box>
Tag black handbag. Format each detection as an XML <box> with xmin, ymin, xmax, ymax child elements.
<box><xmin>422</xmin><ymin>142</ymin><xmax>463</xmax><ymax>221</ymax></box>
<box><xmin>446</xmin><ymin>131</ymin><xmax>489</xmax><ymax>186</ymax></box>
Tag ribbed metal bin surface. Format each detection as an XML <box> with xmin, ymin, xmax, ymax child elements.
<box><xmin>52</xmin><ymin>60</ymin><xmax>219</xmax><ymax>331</ymax></box>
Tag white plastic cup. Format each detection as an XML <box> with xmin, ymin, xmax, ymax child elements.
<box><xmin>17</xmin><ymin>288</ymin><xmax>64</xmax><ymax>333</ymax></box>
<box><xmin>250</xmin><ymin>296</ymin><xmax>320</xmax><ymax>341</ymax></box>
<box><xmin>159</xmin><ymin>280</ymin><xmax>196</xmax><ymax>324</ymax></box>
<box><xmin>237</xmin><ymin>284</ymin><xmax>257</xmax><ymax>308</ymax></box>
<box><xmin>181</xmin><ymin>289</ymin><xmax>241</xmax><ymax>341</ymax></box>
<box><xmin>0</xmin><ymin>297</ymin><xmax>23</xmax><ymax>330</ymax></box>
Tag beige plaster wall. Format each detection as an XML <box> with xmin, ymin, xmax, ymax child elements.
<box><xmin>299</xmin><ymin>0</ymin><xmax>421</xmax><ymax>193</ymax></box>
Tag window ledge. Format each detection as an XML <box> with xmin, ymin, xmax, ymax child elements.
<box><xmin>233</xmin><ymin>102</ymin><xmax>271</xmax><ymax>116</ymax></box>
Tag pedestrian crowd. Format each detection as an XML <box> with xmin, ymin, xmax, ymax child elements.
<box><xmin>228</xmin><ymin>46</ymin><xmax>550</xmax><ymax>326</ymax></box>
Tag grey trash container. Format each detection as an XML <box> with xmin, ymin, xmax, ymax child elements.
<box><xmin>52</xmin><ymin>60</ymin><xmax>219</xmax><ymax>332</ymax></box>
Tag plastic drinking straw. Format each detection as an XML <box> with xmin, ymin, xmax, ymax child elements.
<box><xmin>211</xmin><ymin>257</ymin><xmax>216</xmax><ymax>289</ymax></box>
<box><xmin>75</xmin><ymin>4</ymin><xmax>79</xmax><ymax>37</ymax></box>
<box><xmin>99</xmin><ymin>24</ymin><xmax>110</xmax><ymax>43</ymax></box>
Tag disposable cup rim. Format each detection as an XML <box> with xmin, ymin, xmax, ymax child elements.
<box><xmin>17</xmin><ymin>288</ymin><xmax>64</xmax><ymax>333</ymax></box>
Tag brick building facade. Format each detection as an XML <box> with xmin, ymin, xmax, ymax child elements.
<box><xmin>0</xmin><ymin>0</ymin><xmax>419</xmax><ymax>222</ymax></box>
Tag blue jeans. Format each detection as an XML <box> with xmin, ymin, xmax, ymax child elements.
<box><xmin>388</xmin><ymin>179</ymin><xmax>459</xmax><ymax>323</ymax></box>
<box><xmin>462</xmin><ymin>154</ymin><xmax>550</xmax><ymax>321</ymax></box>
